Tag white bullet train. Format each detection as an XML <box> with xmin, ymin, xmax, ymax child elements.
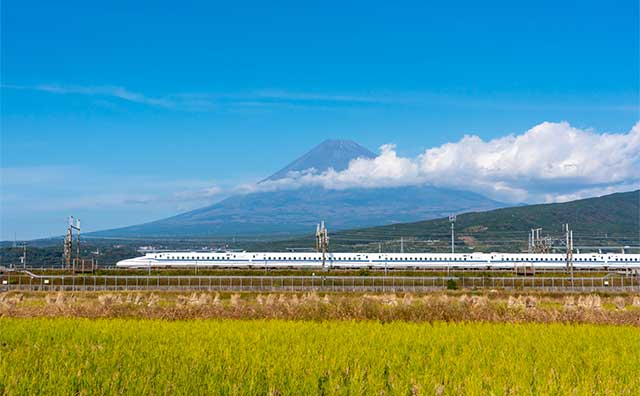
<box><xmin>116</xmin><ymin>251</ymin><xmax>640</xmax><ymax>270</ymax></box>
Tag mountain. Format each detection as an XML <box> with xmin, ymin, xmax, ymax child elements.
<box><xmin>262</xmin><ymin>139</ymin><xmax>376</xmax><ymax>181</ymax></box>
<box><xmin>254</xmin><ymin>190</ymin><xmax>639</xmax><ymax>253</ymax></box>
<box><xmin>92</xmin><ymin>139</ymin><xmax>508</xmax><ymax>238</ymax></box>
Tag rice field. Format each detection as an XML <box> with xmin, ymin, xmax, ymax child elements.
<box><xmin>1</xmin><ymin>319</ymin><xmax>639</xmax><ymax>395</ymax></box>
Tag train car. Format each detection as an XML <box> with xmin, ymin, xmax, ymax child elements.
<box><xmin>116</xmin><ymin>251</ymin><xmax>640</xmax><ymax>270</ymax></box>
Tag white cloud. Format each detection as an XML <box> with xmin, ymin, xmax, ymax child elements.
<box><xmin>2</xmin><ymin>84</ymin><xmax>388</xmax><ymax>112</ymax></box>
<box><xmin>4</xmin><ymin>83</ymin><xmax>638</xmax><ymax>114</ymax></box>
<box><xmin>253</xmin><ymin>121</ymin><xmax>640</xmax><ymax>202</ymax></box>
<box><xmin>33</xmin><ymin>84</ymin><xmax>176</xmax><ymax>108</ymax></box>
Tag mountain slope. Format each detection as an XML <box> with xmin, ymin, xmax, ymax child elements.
<box><xmin>92</xmin><ymin>139</ymin><xmax>508</xmax><ymax>238</ymax></box>
<box><xmin>253</xmin><ymin>190</ymin><xmax>640</xmax><ymax>252</ymax></box>
<box><xmin>94</xmin><ymin>185</ymin><xmax>505</xmax><ymax>238</ymax></box>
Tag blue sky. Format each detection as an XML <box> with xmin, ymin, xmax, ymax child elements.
<box><xmin>1</xmin><ymin>0</ymin><xmax>639</xmax><ymax>240</ymax></box>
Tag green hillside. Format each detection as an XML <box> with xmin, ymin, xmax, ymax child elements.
<box><xmin>254</xmin><ymin>190</ymin><xmax>639</xmax><ymax>253</ymax></box>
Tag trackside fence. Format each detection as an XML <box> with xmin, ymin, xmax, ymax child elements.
<box><xmin>1</xmin><ymin>273</ymin><xmax>639</xmax><ymax>292</ymax></box>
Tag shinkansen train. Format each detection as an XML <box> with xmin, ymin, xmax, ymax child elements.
<box><xmin>116</xmin><ymin>251</ymin><xmax>640</xmax><ymax>270</ymax></box>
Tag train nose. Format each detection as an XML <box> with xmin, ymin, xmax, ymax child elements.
<box><xmin>116</xmin><ymin>258</ymin><xmax>138</xmax><ymax>267</ymax></box>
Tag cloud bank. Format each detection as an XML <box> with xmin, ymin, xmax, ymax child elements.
<box><xmin>252</xmin><ymin>121</ymin><xmax>640</xmax><ymax>203</ymax></box>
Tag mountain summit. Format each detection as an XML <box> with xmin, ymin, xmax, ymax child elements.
<box><xmin>262</xmin><ymin>139</ymin><xmax>376</xmax><ymax>182</ymax></box>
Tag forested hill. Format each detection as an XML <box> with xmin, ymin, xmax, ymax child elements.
<box><xmin>256</xmin><ymin>190</ymin><xmax>639</xmax><ymax>253</ymax></box>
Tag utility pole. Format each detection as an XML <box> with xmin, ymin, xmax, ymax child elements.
<box><xmin>64</xmin><ymin>216</ymin><xmax>81</xmax><ymax>271</ymax></box>
<box><xmin>565</xmin><ymin>224</ymin><xmax>574</xmax><ymax>286</ymax></box>
<box><xmin>19</xmin><ymin>243</ymin><xmax>27</xmax><ymax>269</ymax></box>
<box><xmin>530</xmin><ymin>228</ymin><xmax>543</xmax><ymax>253</ymax></box>
<box><xmin>76</xmin><ymin>218</ymin><xmax>81</xmax><ymax>264</ymax></box>
<box><xmin>570</xmin><ymin>229</ymin><xmax>574</xmax><ymax>285</ymax></box>
<box><xmin>315</xmin><ymin>221</ymin><xmax>329</xmax><ymax>271</ymax></box>
<box><xmin>449</xmin><ymin>214</ymin><xmax>456</xmax><ymax>254</ymax></box>
<box><xmin>529</xmin><ymin>228</ymin><xmax>552</xmax><ymax>254</ymax></box>
<box><xmin>400</xmin><ymin>237</ymin><xmax>404</xmax><ymax>253</ymax></box>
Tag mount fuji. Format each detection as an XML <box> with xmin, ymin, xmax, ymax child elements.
<box><xmin>92</xmin><ymin>140</ymin><xmax>507</xmax><ymax>238</ymax></box>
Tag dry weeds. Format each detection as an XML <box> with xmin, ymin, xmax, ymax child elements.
<box><xmin>0</xmin><ymin>291</ymin><xmax>638</xmax><ymax>325</ymax></box>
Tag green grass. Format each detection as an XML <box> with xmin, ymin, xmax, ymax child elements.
<box><xmin>1</xmin><ymin>319</ymin><xmax>639</xmax><ymax>395</ymax></box>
